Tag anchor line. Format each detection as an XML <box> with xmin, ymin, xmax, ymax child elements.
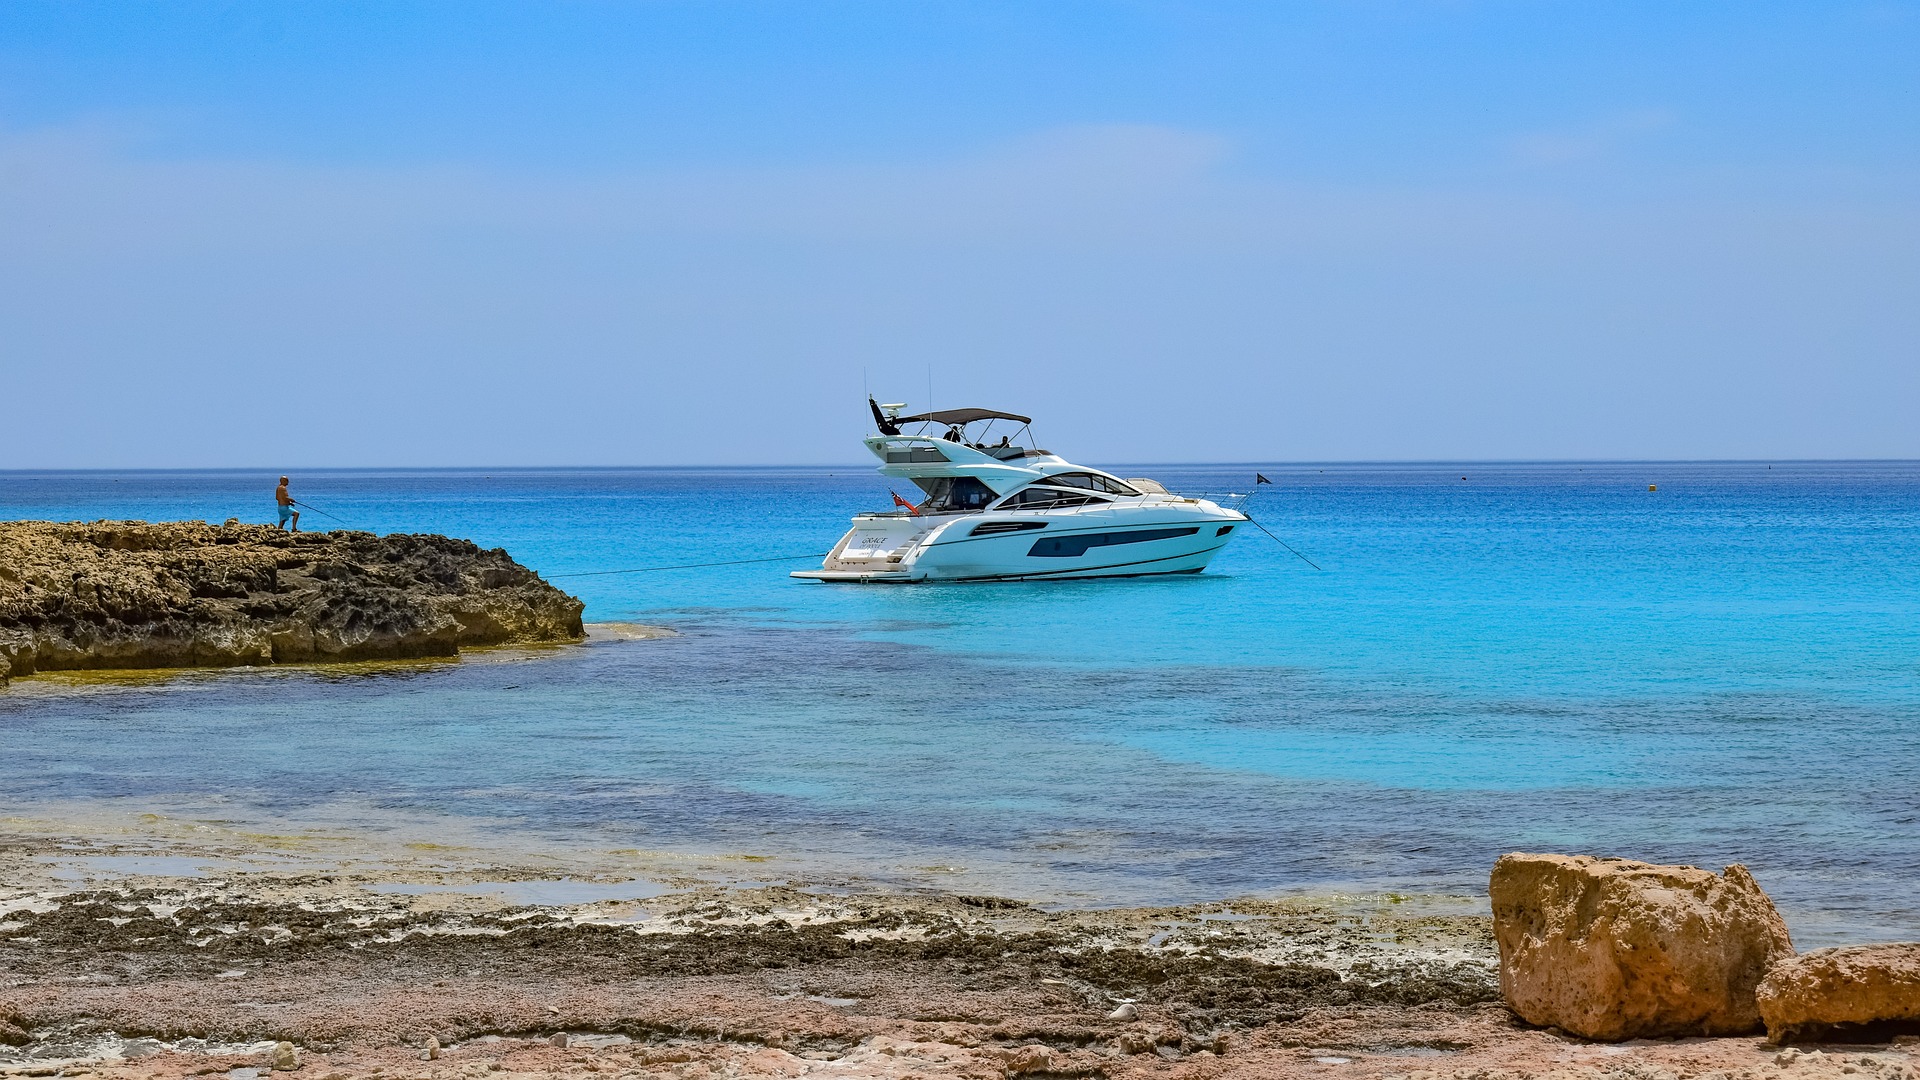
<box><xmin>1238</xmin><ymin>476</ymin><xmax>1324</xmax><ymax>571</ymax></box>
<box><xmin>548</xmin><ymin>554</ymin><xmax>829</xmax><ymax>578</ymax></box>
<box><xmin>1241</xmin><ymin>513</ymin><xmax>1323</xmax><ymax>571</ymax></box>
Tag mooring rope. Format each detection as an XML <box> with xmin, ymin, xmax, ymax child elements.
<box><xmin>1243</xmin><ymin>514</ymin><xmax>1323</xmax><ymax>571</ymax></box>
<box><xmin>547</xmin><ymin>553</ymin><xmax>830</xmax><ymax>578</ymax></box>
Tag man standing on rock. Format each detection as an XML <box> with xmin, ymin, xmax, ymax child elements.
<box><xmin>275</xmin><ymin>476</ymin><xmax>300</xmax><ymax>532</ymax></box>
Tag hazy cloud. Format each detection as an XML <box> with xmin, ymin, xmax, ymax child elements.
<box><xmin>1510</xmin><ymin>109</ymin><xmax>1677</xmax><ymax>165</ymax></box>
<box><xmin>2</xmin><ymin>120</ymin><xmax>1916</xmax><ymax>466</ymax></box>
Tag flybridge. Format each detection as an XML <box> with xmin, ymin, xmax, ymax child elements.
<box><xmin>864</xmin><ymin>435</ymin><xmax>1057</xmax><ymax>502</ymax></box>
<box><xmin>866</xmin><ymin>397</ymin><xmax>1048</xmax><ymax>465</ymax></box>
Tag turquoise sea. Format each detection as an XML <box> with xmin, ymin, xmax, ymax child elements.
<box><xmin>3</xmin><ymin>463</ymin><xmax>1917</xmax><ymax>942</ymax></box>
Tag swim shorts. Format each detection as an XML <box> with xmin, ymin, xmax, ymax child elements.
<box><xmin>278</xmin><ymin>503</ymin><xmax>294</xmax><ymax>523</ymax></box>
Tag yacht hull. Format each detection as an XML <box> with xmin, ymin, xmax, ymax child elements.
<box><xmin>793</xmin><ymin>507</ymin><xmax>1243</xmax><ymax>583</ymax></box>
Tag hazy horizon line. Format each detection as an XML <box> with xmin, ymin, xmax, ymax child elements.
<box><xmin>6</xmin><ymin>458</ymin><xmax>1919</xmax><ymax>475</ymax></box>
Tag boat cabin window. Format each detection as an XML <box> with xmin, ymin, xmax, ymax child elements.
<box><xmin>911</xmin><ymin>475</ymin><xmax>999</xmax><ymax>512</ymax></box>
<box><xmin>1039</xmin><ymin>472</ymin><xmax>1140</xmax><ymax>496</ymax></box>
<box><xmin>996</xmin><ymin>486</ymin><xmax>1107</xmax><ymax>509</ymax></box>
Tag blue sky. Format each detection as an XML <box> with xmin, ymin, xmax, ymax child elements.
<box><xmin>2</xmin><ymin>1</ymin><xmax>1915</xmax><ymax>466</ymax></box>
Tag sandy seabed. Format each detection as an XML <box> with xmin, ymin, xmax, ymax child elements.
<box><xmin>1</xmin><ymin>819</ymin><xmax>1915</xmax><ymax>1080</ymax></box>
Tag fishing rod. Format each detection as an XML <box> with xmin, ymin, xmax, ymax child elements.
<box><xmin>548</xmin><ymin>553</ymin><xmax>829</xmax><ymax>578</ymax></box>
<box><xmin>291</xmin><ymin>499</ymin><xmax>349</xmax><ymax>525</ymax></box>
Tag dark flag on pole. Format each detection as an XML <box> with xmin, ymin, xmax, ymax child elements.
<box><xmin>1255</xmin><ymin>473</ymin><xmax>1272</xmax><ymax>485</ymax></box>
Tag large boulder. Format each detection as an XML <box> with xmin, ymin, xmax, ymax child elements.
<box><xmin>1489</xmin><ymin>853</ymin><xmax>1795</xmax><ymax>1040</ymax></box>
<box><xmin>1757</xmin><ymin>943</ymin><xmax>1920</xmax><ymax>1043</ymax></box>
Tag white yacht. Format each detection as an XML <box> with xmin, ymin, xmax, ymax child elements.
<box><xmin>793</xmin><ymin>400</ymin><xmax>1248</xmax><ymax>583</ymax></box>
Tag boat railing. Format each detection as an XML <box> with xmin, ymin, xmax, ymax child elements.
<box><xmin>858</xmin><ymin>507</ymin><xmax>979</xmax><ymax>519</ymax></box>
<box><xmin>1167</xmin><ymin>490</ymin><xmax>1253</xmax><ymax>510</ymax></box>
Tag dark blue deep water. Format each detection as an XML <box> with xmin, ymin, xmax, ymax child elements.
<box><xmin>3</xmin><ymin>463</ymin><xmax>1917</xmax><ymax>940</ymax></box>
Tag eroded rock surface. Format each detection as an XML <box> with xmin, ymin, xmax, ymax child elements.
<box><xmin>1760</xmin><ymin>943</ymin><xmax>1920</xmax><ymax>1043</ymax></box>
<box><xmin>1490</xmin><ymin>852</ymin><xmax>1795</xmax><ymax>1040</ymax></box>
<box><xmin>1</xmin><ymin>876</ymin><xmax>1914</xmax><ymax>1080</ymax></box>
<box><xmin>0</xmin><ymin>879</ymin><xmax>1501</xmax><ymax>1067</ymax></box>
<box><xmin>0</xmin><ymin>520</ymin><xmax>584</xmax><ymax>678</ymax></box>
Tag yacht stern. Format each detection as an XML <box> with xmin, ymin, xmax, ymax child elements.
<box><xmin>790</xmin><ymin>513</ymin><xmax>943</xmax><ymax>582</ymax></box>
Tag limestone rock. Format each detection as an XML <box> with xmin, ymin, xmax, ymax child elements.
<box><xmin>0</xmin><ymin>521</ymin><xmax>585</xmax><ymax>676</ymax></box>
<box><xmin>1758</xmin><ymin>943</ymin><xmax>1920</xmax><ymax>1043</ymax></box>
<box><xmin>1490</xmin><ymin>852</ymin><xmax>1794</xmax><ymax>1040</ymax></box>
<box><xmin>270</xmin><ymin>1042</ymin><xmax>299</xmax><ymax>1071</ymax></box>
<box><xmin>997</xmin><ymin>1045</ymin><xmax>1053</xmax><ymax>1075</ymax></box>
<box><xmin>1115</xmin><ymin>1030</ymin><xmax>1154</xmax><ymax>1055</ymax></box>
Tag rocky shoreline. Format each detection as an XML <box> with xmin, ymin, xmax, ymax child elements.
<box><xmin>0</xmin><ymin>521</ymin><xmax>585</xmax><ymax>680</ymax></box>
<box><xmin>1</xmin><ymin>858</ymin><xmax>1915</xmax><ymax>1080</ymax></box>
<box><xmin>0</xmin><ymin>819</ymin><xmax>1916</xmax><ymax>1080</ymax></box>
<box><xmin>0</xmin><ymin>843</ymin><xmax>1523</xmax><ymax>1080</ymax></box>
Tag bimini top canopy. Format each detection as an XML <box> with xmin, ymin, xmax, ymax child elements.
<box><xmin>896</xmin><ymin>407</ymin><xmax>1031</xmax><ymax>426</ymax></box>
<box><xmin>871</xmin><ymin>399</ymin><xmax>1032</xmax><ymax>436</ymax></box>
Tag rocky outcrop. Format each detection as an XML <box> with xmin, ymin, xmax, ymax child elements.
<box><xmin>1758</xmin><ymin>943</ymin><xmax>1920</xmax><ymax>1043</ymax></box>
<box><xmin>1490</xmin><ymin>853</ymin><xmax>1795</xmax><ymax>1040</ymax></box>
<box><xmin>0</xmin><ymin>521</ymin><xmax>584</xmax><ymax>679</ymax></box>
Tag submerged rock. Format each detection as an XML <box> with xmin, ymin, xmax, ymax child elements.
<box><xmin>1489</xmin><ymin>852</ymin><xmax>1794</xmax><ymax>1040</ymax></box>
<box><xmin>0</xmin><ymin>520</ymin><xmax>584</xmax><ymax>678</ymax></box>
<box><xmin>1758</xmin><ymin>943</ymin><xmax>1920</xmax><ymax>1043</ymax></box>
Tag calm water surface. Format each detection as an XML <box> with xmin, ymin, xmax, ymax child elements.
<box><xmin>2</xmin><ymin>463</ymin><xmax>1917</xmax><ymax>941</ymax></box>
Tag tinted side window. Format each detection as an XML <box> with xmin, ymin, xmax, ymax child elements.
<box><xmin>1044</xmin><ymin>472</ymin><xmax>1139</xmax><ymax>495</ymax></box>
<box><xmin>1027</xmin><ymin>526</ymin><xmax>1199</xmax><ymax>558</ymax></box>
<box><xmin>1003</xmin><ymin>487</ymin><xmax>1102</xmax><ymax>508</ymax></box>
